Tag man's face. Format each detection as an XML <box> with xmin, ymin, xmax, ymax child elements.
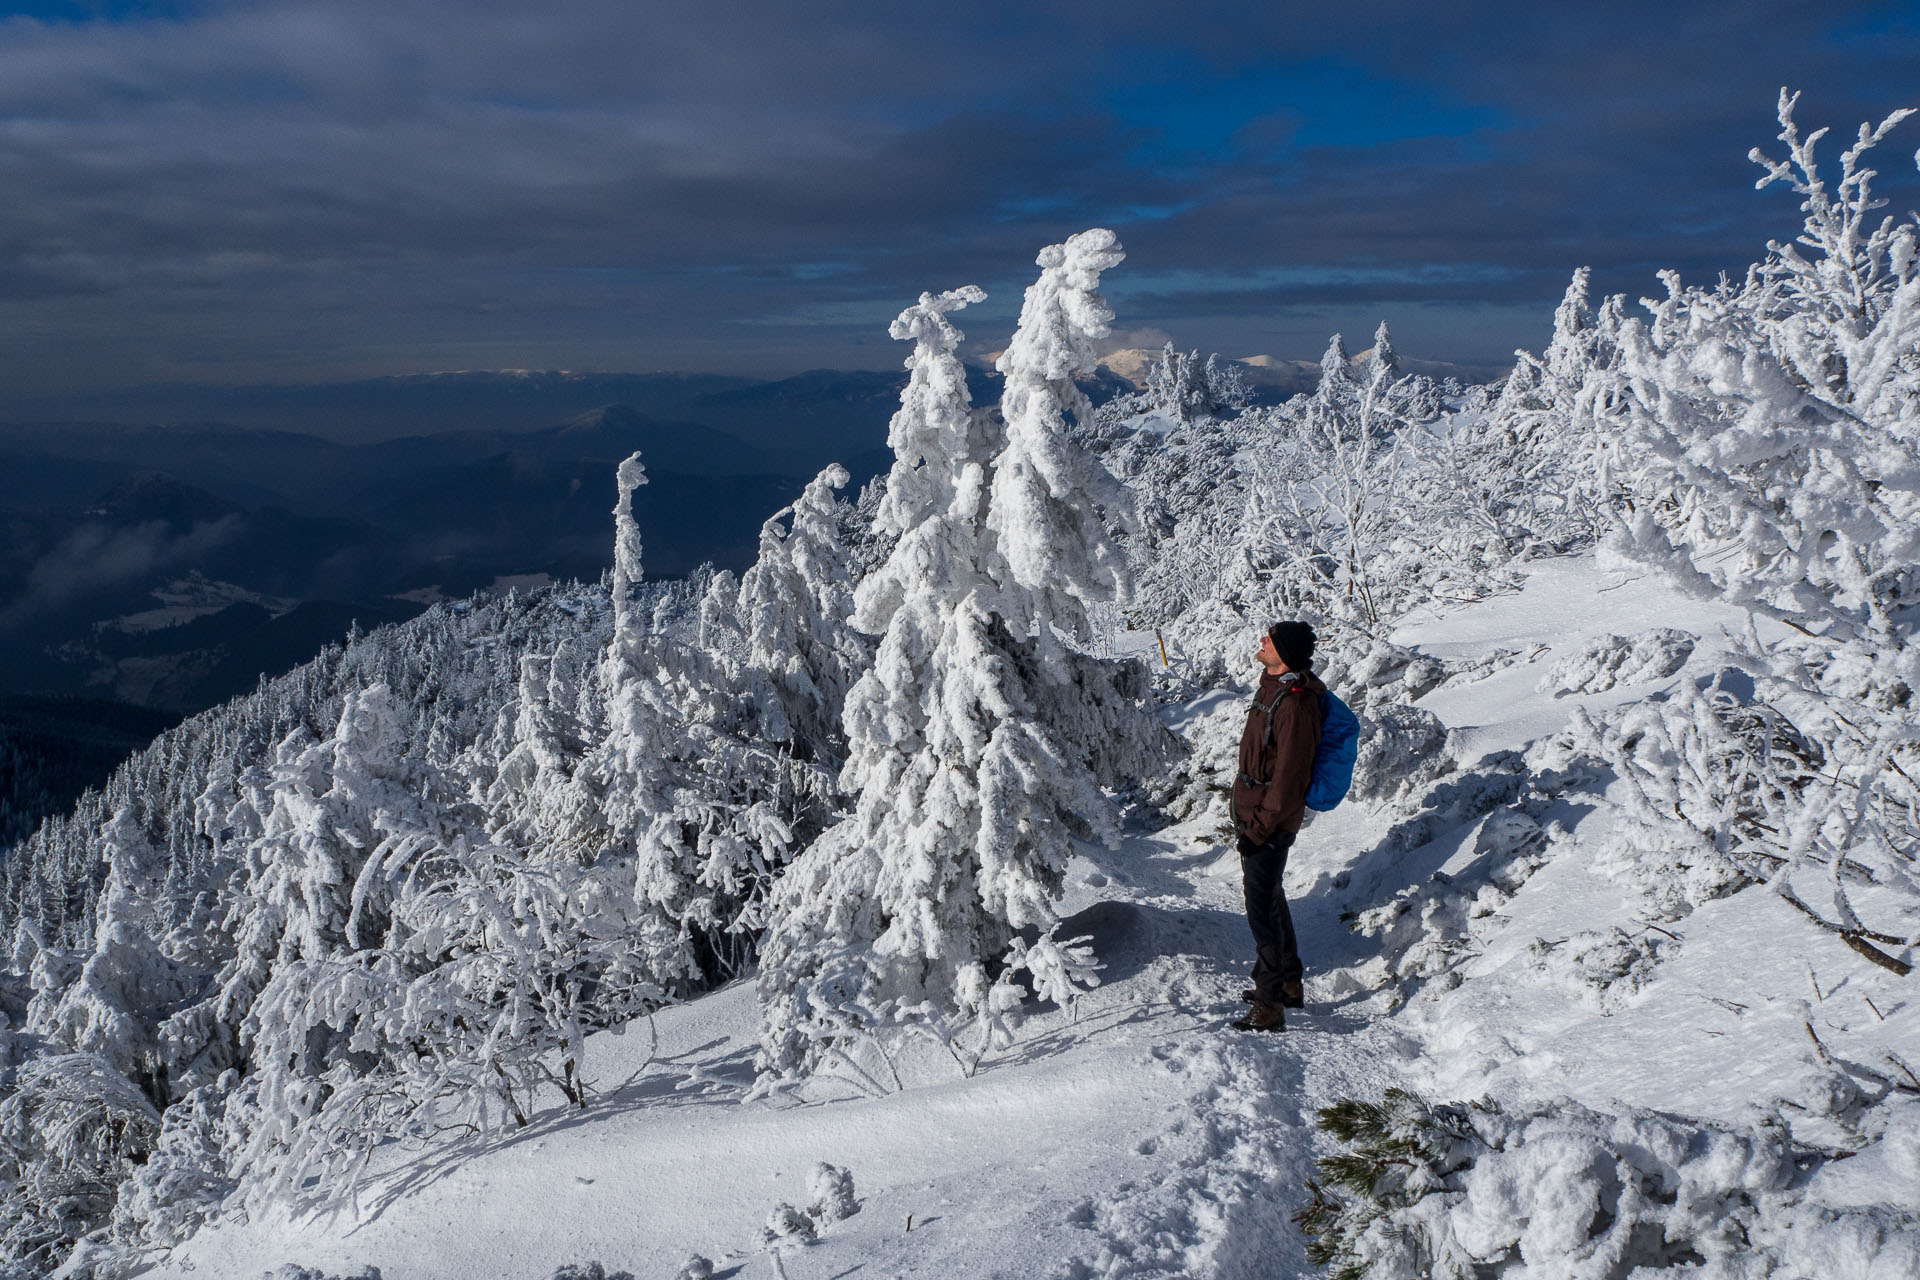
<box><xmin>1257</xmin><ymin>632</ymin><xmax>1284</xmax><ymax>670</ymax></box>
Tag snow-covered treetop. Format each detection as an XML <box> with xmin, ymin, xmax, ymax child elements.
<box><xmin>855</xmin><ymin>285</ymin><xmax>994</xmax><ymax>636</ymax></box>
<box><xmin>989</xmin><ymin>228</ymin><xmax>1135</xmax><ymax>646</ymax></box>
<box><xmin>612</xmin><ymin>451</ymin><xmax>649</xmax><ymax>637</ymax></box>
<box><xmin>1745</xmin><ymin>89</ymin><xmax>1920</xmax><ymax>419</ymax></box>
<box><xmin>1750</xmin><ymin>87</ymin><xmax>1916</xmax><ymax>330</ymax></box>
<box><xmin>1368</xmin><ymin>321</ymin><xmax>1400</xmax><ymax>386</ymax></box>
<box><xmin>994</xmin><ymin>229</ymin><xmax>1125</xmax><ymax>391</ymax></box>
<box><xmin>878</xmin><ymin>286</ymin><xmax>989</xmax><ymax>540</ymax></box>
<box><xmin>1320</xmin><ymin>332</ymin><xmax>1353</xmax><ymax>389</ymax></box>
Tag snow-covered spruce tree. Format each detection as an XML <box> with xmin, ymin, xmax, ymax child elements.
<box><xmin>1146</xmin><ymin>341</ymin><xmax>1203</xmax><ymax>423</ymax></box>
<box><xmin>586</xmin><ymin>452</ymin><xmax>823</xmax><ymax>988</ymax></box>
<box><xmin>757</xmin><ymin>233</ymin><xmax>1162</xmax><ymax>1083</ymax></box>
<box><xmin>733</xmin><ymin>463</ymin><xmax>870</xmax><ymax>765</ymax></box>
<box><xmin>208</xmin><ymin>685</ymin><xmax>468</xmax><ymax>1201</ymax></box>
<box><xmin>1204</xmin><ymin>353</ymin><xmax>1252</xmax><ymax>411</ymax></box>
<box><xmin>200</xmin><ymin>664</ymin><xmax>643</xmax><ymax>1209</ymax></box>
<box><xmin>472</xmin><ymin>646</ymin><xmax>605</xmax><ymax>865</ymax></box>
<box><xmin>1434</xmin><ymin>270</ymin><xmax>1616</xmax><ymax>560</ymax></box>
<box><xmin>35</xmin><ymin>815</ymin><xmax>198</xmax><ymax>1108</ymax></box>
<box><xmin>988</xmin><ymin>229</ymin><xmax>1139</xmax><ymax>667</ymax></box>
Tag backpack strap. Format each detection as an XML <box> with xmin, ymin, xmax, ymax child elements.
<box><xmin>1242</xmin><ymin>678</ymin><xmax>1305</xmax><ymax>787</ymax></box>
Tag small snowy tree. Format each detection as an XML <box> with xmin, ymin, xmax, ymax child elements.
<box><xmin>0</xmin><ymin>1054</ymin><xmax>161</xmax><ymax>1275</ymax></box>
<box><xmin>476</xmin><ymin>648</ymin><xmax>606</xmax><ymax>864</ymax></box>
<box><xmin>611</xmin><ymin>451</ymin><xmax>648</xmax><ymax>637</ymax></box>
<box><xmin>1365</xmin><ymin>319</ymin><xmax>1400</xmax><ymax>385</ymax></box>
<box><xmin>1247</xmin><ymin>332</ymin><xmax>1412</xmax><ymax>632</ymax></box>
<box><xmin>1204</xmin><ymin>353</ymin><xmax>1252</xmax><ymax>410</ymax></box>
<box><xmin>36</xmin><ymin>819</ymin><xmax>196</xmax><ymax>1108</ymax></box>
<box><xmin>1146</xmin><ymin>342</ymin><xmax>1213</xmax><ymax>423</ymax></box>
<box><xmin>735</xmin><ymin>463</ymin><xmax>870</xmax><ymax>763</ymax></box>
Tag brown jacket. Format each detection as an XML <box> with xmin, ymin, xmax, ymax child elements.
<box><xmin>1231</xmin><ymin>670</ymin><xmax>1326</xmax><ymax>846</ymax></box>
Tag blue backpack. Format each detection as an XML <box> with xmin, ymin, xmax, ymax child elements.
<box><xmin>1305</xmin><ymin>690</ymin><xmax>1360</xmax><ymax>812</ymax></box>
<box><xmin>1254</xmin><ymin>684</ymin><xmax>1360</xmax><ymax>812</ymax></box>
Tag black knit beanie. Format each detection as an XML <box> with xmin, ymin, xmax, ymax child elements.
<box><xmin>1267</xmin><ymin>620</ymin><xmax>1316</xmax><ymax>671</ymax></box>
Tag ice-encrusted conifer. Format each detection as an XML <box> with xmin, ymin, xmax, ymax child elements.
<box><xmin>584</xmin><ymin>450</ymin><xmax>810</xmax><ymax>988</ymax></box>
<box><xmin>990</xmin><ymin>227</ymin><xmax>1136</xmax><ymax>658</ymax></box>
<box><xmin>155</xmin><ymin>687</ymin><xmax>427</xmax><ymax>1200</ymax></box>
<box><xmin>736</xmin><ymin>463</ymin><xmax>869</xmax><ymax>762</ymax></box>
<box><xmin>753</xmin><ymin>283</ymin><xmax>994</xmax><ymax>1078</ymax></box>
<box><xmin>36</xmin><ymin>814</ymin><xmax>192</xmax><ymax>1100</ymax></box>
<box><xmin>1366</xmin><ymin>319</ymin><xmax>1400</xmax><ymax>385</ymax></box>
<box><xmin>1317</xmin><ymin>330</ymin><xmax>1355</xmax><ymax>408</ymax></box>
<box><xmin>1203</xmin><ymin>352</ymin><xmax>1252</xmax><ymax>411</ymax></box>
<box><xmin>757</xmin><ymin>236</ymin><xmax>1155</xmax><ymax>1082</ymax></box>
<box><xmin>1146</xmin><ymin>342</ymin><xmax>1209</xmax><ymax>423</ymax></box>
<box><xmin>479</xmin><ymin>648</ymin><xmax>603</xmax><ymax>863</ymax></box>
<box><xmin>611</xmin><ymin>451</ymin><xmax>648</xmax><ymax>638</ymax></box>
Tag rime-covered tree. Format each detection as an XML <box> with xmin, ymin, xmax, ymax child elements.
<box><xmin>1146</xmin><ymin>342</ymin><xmax>1211</xmax><ymax>423</ymax></box>
<box><xmin>989</xmin><ymin>228</ymin><xmax>1137</xmax><ymax>661</ymax></box>
<box><xmin>1366</xmin><ymin>319</ymin><xmax>1400</xmax><ymax>385</ymax></box>
<box><xmin>757</xmin><ymin>233</ymin><xmax>1159</xmax><ymax>1083</ymax></box>
<box><xmin>735</xmin><ymin>463</ymin><xmax>869</xmax><ymax>763</ymax></box>
<box><xmin>1578</xmin><ymin>92</ymin><xmax>1920</xmax><ymax>977</ymax></box>
<box><xmin>1245</xmin><ymin>332</ymin><xmax>1411</xmax><ymax>631</ymax></box>
<box><xmin>1203</xmin><ymin>353</ymin><xmax>1252</xmax><ymax>410</ymax></box>
<box><xmin>1589</xmin><ymin>97</ymin><xmax>1920</xmax><ymax>642</ymax></box>
<box><xmin>36</xmin><ymin>813</ymin><xmax>195</xmax><ymax>1106</ymax></box>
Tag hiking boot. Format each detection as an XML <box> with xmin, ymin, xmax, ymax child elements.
<box><xmin>1231</xmin><ymin>1000</ymin><xmax>1286</xmax><ymax>1033</ymax></box>
<box><xmin>1241</xmin><ymin>981</ymin><xmax>1305</xmax><ymax>1009</ymax></box>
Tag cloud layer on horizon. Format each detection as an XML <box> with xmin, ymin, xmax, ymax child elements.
<box><xmin>0</xmin><ymin>0</ymin><xmax>1916</xmax><ymax>401</ymax></box>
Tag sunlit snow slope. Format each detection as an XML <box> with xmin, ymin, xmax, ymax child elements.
<box><xmin>162</xmin><ymin>553</ymin><xmax>1919</xmax><ymax>1280</ymax></box>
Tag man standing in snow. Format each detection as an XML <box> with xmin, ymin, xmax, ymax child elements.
<box><xmin>1230</xmin><ymin>621</ymin><xmax>1325</xmax><ymax>1032</ymax></box>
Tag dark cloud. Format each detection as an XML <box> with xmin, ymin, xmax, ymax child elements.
<box><xmin>0</xmin><ymin>0</ymin><xmax>1915</xmax><ymax>404</ymax></box>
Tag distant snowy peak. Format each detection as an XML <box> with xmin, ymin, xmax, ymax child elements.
<box><xmin>1096</xmin><ymin>347</ymin><xmax>1499</xmax><ymax>394</ymax></box>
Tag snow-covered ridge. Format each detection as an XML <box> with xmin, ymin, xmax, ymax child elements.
<box><xmin>3</xmin><ymin>92</ymin><xmax>1918</xmax><ymax>1280</ymax></box>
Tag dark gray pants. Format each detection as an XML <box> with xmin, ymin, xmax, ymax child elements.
<box><xmin>1240</xmin><ymin>829</ymin><xmax>1301</xmax><ymax>1002</ymax></box>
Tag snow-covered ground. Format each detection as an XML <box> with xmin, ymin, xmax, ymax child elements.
<box><xmin>160</xmin><ymin>554</ymin><xmax>1919</xmax><ymax>1280</ymax></box>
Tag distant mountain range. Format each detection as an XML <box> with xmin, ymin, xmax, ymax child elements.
<box><xmin>0</xmin><ymin>390</ymin><xmax>895</xmax><ymax>712</ymax></box>
<box><xmin>0</xmin><ymin>348</ymin><xmax>1487</xmax><ymax>717</ymax></box>
<box><xmin>1096</xmin><ymin>346</ymin><xmax>1507</xmax><ymax>396</ymax></box>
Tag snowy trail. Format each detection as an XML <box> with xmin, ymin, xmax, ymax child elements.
<box><xmin>162</xmin><ymin>815</ymin><xmax>1392</xmax><ymax>1280</ymax></box>
<box><xmin>154</xmin><ymin>779</ymin><xmax>1429</xmax><ymax>1280</ymax></box>
<box><xmin>1044</xmin><ymin>830</ymin><xmax>1408</xmax><ymax>1280</ymax></box>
